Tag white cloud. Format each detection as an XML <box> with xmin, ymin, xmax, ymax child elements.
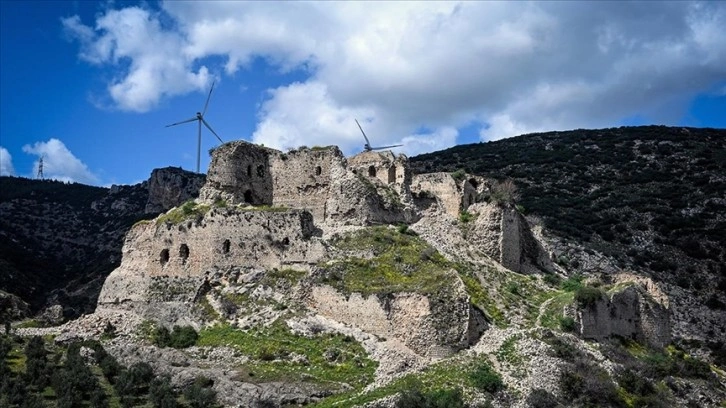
<box><xmin>0</xmin><ymin>147</ymin><xmax>15</xmax><ymax>176</ymax></box>
<box><xmin>65</xmin><ymin>2</ymin><xmax>726</xmax><ymax>151</ymax></box>
<box><xmin>62</xmin><ymin>7</ymin><xmax>211</xmax><ymax>112</ymax></box>
<box><xmin>22</xmin><ymin>139</ymin><xmax>99</xmax><ymax>184</ymax></box>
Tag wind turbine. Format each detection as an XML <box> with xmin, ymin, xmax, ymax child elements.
<box><xmin>166</xmin><ymin>81</ymin><xmax>224</xmax><ymax>173</ymax></box>
<box><xmin>355</xmin><ymin>119</ymin><xmax>403</xmax><ymax>152</ymax></box>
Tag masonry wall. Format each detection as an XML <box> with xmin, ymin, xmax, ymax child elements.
<box><xmin>200</xmin><ymin>141</ymin><xmax>276</xmax><ymax>205</ymax></box>
<box><xmin>411</xmin><ymin>173</ymin><xmax>462</xmax><ymax>217</ymax></box>
<box><xmin>270</xmin><ymin>147</ymin><xmax>345</xmax><ymax>221</ymax></box>
<box><xmin>98</xmin><ymin>207</ymin><xmax>325</xmax><ymax>306</ymax></box>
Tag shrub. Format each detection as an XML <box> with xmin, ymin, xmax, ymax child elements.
<box><xmin>560</xmin><ymin>275</ymin><xmax>583</xmax><ymax>292</ymax></box>
<box><xmin>396</xmin><ymin>386</ymin><xmax>468</xmax><ymax>408</ymax></box>
<box><xmin>451</xmin><ymin>169</ymin><xmax>466</xmax><ymax>182</ymax></box>
<box><xmin>574</xmin><ymin>286</ymin><xmax>604</xmax><ymax>307</ymax></box>
<box><xmin>543</xmin><ymin>273</ymin><xmax>561</xmax><ymax>287</ymax></box>
<box><xmin>459</xmin><ymin>211</ymin><xmax>474</xmax><ymax>223</ymax></box>
<box><xmin>559</xmin><ymin>316</ymin><xmax>576</xmax><ymax>332</ymax></box>
<box><xmin>470</xmin><ymin>361</ymin><xmax>504</xmax><ymax>393</ymax></box>
<box><xmin>526</xmin><ymin>388</ymin><xmax>559</xmax><ymax>408</ymax></box>
<box><xmin>184</xmin><ymin>376</ymin><xmax>218</xmax><ymax>408</ymax></box>
<box><xmin>169</xmin><ymin>325</ymin><xmax>198</xmax><ymax>348</ymax></box>
<box><xmin>490</xmin><ymin>179</ymin><xmax>520</xmax><ymax>205</ymax></box>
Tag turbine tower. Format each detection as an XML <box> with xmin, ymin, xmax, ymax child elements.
<box><xmin>166</xmin><ymin>81</ymin><xmax>224</xmax><ymax>173</ymax></box>
<box><xmin>37</xmin><ymin>154</ymin><xmax>44</xmax><ymax>180</ymax></box>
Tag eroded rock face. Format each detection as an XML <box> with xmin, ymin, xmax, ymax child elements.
<box><xmin>307</xmin><ymin>273</ymin><xmax>487</xmax><ymax>358</ymax></box>
<box><xmin>145</xmin><ymin>167</ymin><xmax>206</xmax><ymax>214</ymax></box>
<box><xmin>468</xmin><ymin>202</ymin><xmax>553</xmax><ymax>274</ymax></box>
<box><xmin>570</xmin><ymin>283</ymin><xmax>671</xmax><ymax>348</ymax></box>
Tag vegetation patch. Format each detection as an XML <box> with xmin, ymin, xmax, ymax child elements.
<box><xmin>157</xmin><ymin>200</ymin><xmax>210</xmax><ymax>225</ymax></box>
<box><xmin>539</xmin><ymin>291</ymin><xmax>575</xmax><ymax>330</ymax></box>
<box><xmin>317</xmin><ymin>227</ymin><xmax>457</xmax><ymax>297</ymax></box>
<box><xmin>311</xmin><ymin>355</ymin><xmax>504</xmax><ymax>408</ymax></box>
<box><xmin>196</xmin><ymin>321</ymin><xmax>376</xmax><ymax>388</ymax></box>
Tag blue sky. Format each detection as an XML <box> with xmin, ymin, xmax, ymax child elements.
<box><xmin>1</xmin><ymin>1</ymin><xmax>724</xmax><ymax>186</ymax></box>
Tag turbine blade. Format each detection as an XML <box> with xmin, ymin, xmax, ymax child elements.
<box><xmin>166</xmin><ymin>117</ymin><xmax>198</xmax><ymax>127</ymax></box>
<box><xmin>202</xmin><ymin>118</ymin><xmax>224</xmax><ymax>143</ymax></box>
<box><xmin>372</xmin><ymin>144</ymin><xmax>404</xmax><ymax>150</ymax></box>
<box><xmin>355</xmin><ymin>119</ymin><xmax>371</xmax><ymax>145</ymax></box>
<box><xmin>202</xmin><ymin>80</ymin><xmax>215</xmax><ymax>116</ymax></box>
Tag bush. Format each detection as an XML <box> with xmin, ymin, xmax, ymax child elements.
<box><xmin>574</xmin><ymin>286</ymin><xmax>604</xmax><ymax>307</ymax></box>
<box><xmin>170</xmin><ymin>325</ymin><xmax>198</xmax><ymax>348</ymax></box>
<box><xmin>459</xmin><ymin>211</ymin><xmax>474</xmax><ymax>223</ymax></box>
<box><xmin>184</xmin><ymin>376</ymin><xmax>218</xmax><ymax>408</ymax></box>
<box><xmin>396</xmin><ymin>386</ymin><xmax>468</xmax><ymax>408</ymax></box>
<box><xmin>153</xmin><ymin>325</ymin><xmax>198</xmax><ymax>348</ymax></box>
<box><xmin>526</xmin><ymin>388</ymin><xmax>560</xmax><ymax>408</ymax></box>
<box><xmin>470</xmin><ymin>361</ymin><xmax>504</xmax><ymax>393</ymax></box>
<box><xmin>559</xmin><ymin>316</ymin><xmax>576</xmax><ymax>332</ymax></box>
<box><xmin>560</xmin><ymin>275</ymin><xmax>583</xmax><ymax>292</ymax></box>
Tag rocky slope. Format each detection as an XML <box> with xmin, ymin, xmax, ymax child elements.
<box><xmin>0</xmin><ymin>167</ymin><xmax>204</xmax><ymax>317</ymax></box>
<box><xmin>5</xmin><ymin>126</ymin><xmax>726</xmax><ymax>408</ymax></box>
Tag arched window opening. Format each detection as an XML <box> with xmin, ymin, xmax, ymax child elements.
<box><xmin>222</xmin><ymin>239</ymin><xmax>231</xmax><ymax>254</ymax></box>
<box><xmin>468</xmin><ymin>178</ymin><xmax>479</xmax><ymax>189</ymax></box>
<box><xmin>160</xmin><ymin>249</ymin><xmax>170</xmax><ymax>266</ymax></box>
<box><xmin>282</xmin><ymin>237</ymin><xmax>290</xmax><ymax>246</ymax></box>
<box><xmin>257</xmin><ymin>165</ymin><xmax>265</xmax><ymax>177</ymax></box>
<box><xmin>388</xmin><ymin>166</ymin><xmax>396</xmax><ymax>183</ymax></box>
<box><xmin>179</xmin><ymin>244</ymin><xmax>190</xmax><ymax>264</ymax></box>
<box><xmin>315</xmin><ymin>166</ymin><xmax>322</xmax><ymax>176</ymax></box>
<box><xmin>244</xmin><ymin>190</ymin><xmax>253</xmax><ymax>204</ymax></box>
<box><xmin>247</xmin><ymin>165</ymin><xmax>252</xmax><ymax>177</ymax></box>
<box><xmin>368</xmin><ymin>166</ymin><xmax>376</xmax><ymax>177</ymax></box>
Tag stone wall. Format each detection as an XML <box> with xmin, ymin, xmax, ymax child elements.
<box><xmin>200</xmin><ymin>141</ymin><xmax>277</xmax><ymax>206</ymax></box>
<box><xmin>347</xmin><ymin>151</ymin><xmax>412</xmax><ymax>197</ymax></box>
<box><xmin>97</xmin><ymin>207</ymin><xmax>325</xmax><ymax>312</ymax></box>
<box><xmin>410</xmin><ymin>173</ymin><xmax>481</xmax><ymax>217</ymax></box>
<box><xmin>571</xmin><ymin>284</ymin><xmax>671</xmax><ymax>348</ymax></box>
<box><xmin>467</xmin><ymin>202</ymin><xmax>553</xmax><ymax>274</ymax></box>
<box><xmin>270</xmin><ymin>147</ymin><xmax>345</xmax><ymax>221</ymax></box>
<box><xmin>145</xmin><ymin>167</ymin><xmax>206</xmax><ymax>214</ymax></box>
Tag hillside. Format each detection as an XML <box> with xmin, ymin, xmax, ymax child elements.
<box><xmin>0</xmin><ymin>168</ymin><xmax>205</xmax><ymax>317</ymax></box>
<box><xmin>3</xmin><ymin>128</ymin><xmax>726</xmax><ymax>408</ymax></box>
<box><xmin>411</xmin><ymin>126</ymin><xmax>726</xmax><ymax>310</ymax></box>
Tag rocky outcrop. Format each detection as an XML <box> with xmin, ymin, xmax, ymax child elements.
<box><xmin>568</xmin><ymin>282</ymin><xmax>671</xmax><ymax>348</ymax></box>
<box><xmin>468</xmin><ymin>202</ymin><xmax>553</xmax><ymax>274</ymax></box>
<box><xmin>307</xmin><ymin>277</ymin><xmax>487</xmax><ymax>358</ymax></box>
<box><xmin>145</xmin><ymin>167</ymin><xmax>206</xmax><ymax>214</ymax></box>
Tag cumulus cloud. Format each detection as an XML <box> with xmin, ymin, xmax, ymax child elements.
<box><xmin>62</xmin><ymin>7</ymin><xmax>211</xmax><ymax>112</ymax></box>
<box><xmin>22</xmin><ymin>139</ymin><xmax>99</xmax><ymax>184</ymax></box>
<box><xmin>65</xmin><ymin>2</ymin><xmax>726</xmax><ymax>152</ymax></box>
<box><xmin>0</xmin><ymin>147</ymin><xmax>15</xmax><ymax>176</ymax></box>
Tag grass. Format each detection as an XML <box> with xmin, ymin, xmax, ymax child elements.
<box><xmin>539</xmin><ymin>291</ymin><xmax>575</xmax><ymax>330</ymax></box>
<box><xmin>311</xmin><ymin>355</ymin><xmax>504</xmax><ymax>407</ymax></box>
<box><xmin>196</xmin><ymin>321</ymin><xmax>377</xmax><ymax>388</ymax></box>
<box><xmin>457</xmin><ymin>268</ymin><xmax>508</xmax><ymax>328</ymax></box>
<box><xmin>156</xmin><ymin>200</ymin><xmax>210</xmax><ymax>225</ymax></box>
<box><xmin>317</xmin><ymin>227</ymin><xmax>458</xmax><ymax>297</ymax></box>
